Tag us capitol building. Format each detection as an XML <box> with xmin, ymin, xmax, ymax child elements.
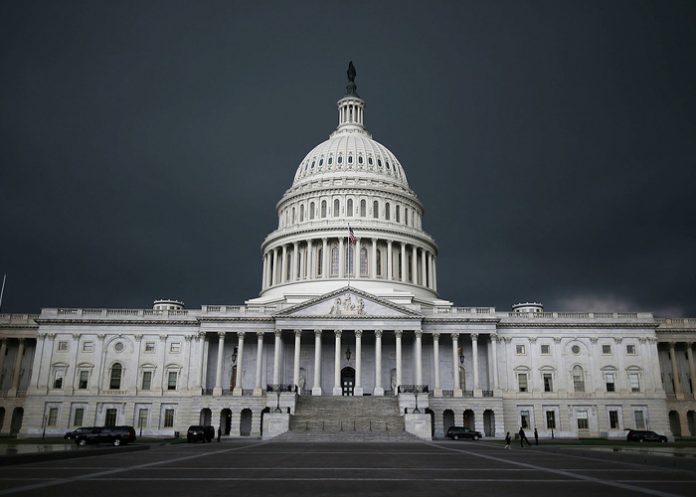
<box><xmin>1</xmin><ymin>65</ymin><xmax>695</xmax><ymax>441</ymax></box>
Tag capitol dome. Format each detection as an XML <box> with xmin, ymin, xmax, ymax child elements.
<box><xmin>255</xmin><ymin>64</ymin><xmax>439</xmax><ymax>303</ymax></box>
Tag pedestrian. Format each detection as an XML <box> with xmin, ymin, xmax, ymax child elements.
<box><xmin>534</xmin><ymin>427</ymin><xmax>539</xmax><ymax>445</ymax></box>
<box><xmin>519</xmin><ymin>427</ymin><xmax>530</xmax><ymax>447</ymax></box>
<box><xmin>504</xmin><ymin>432</ymin><xmax>511</xmax><ymax>450</ymax></box>
<box><xmin>217</xmin><ymin>426</ymin><xmax>221</xmax><ymax>442</ymax></box>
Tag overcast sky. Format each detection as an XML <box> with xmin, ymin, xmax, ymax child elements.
<box><xmin>1</xmin><ymin>1</ymin><xmax>695</xmax><ymax>316</ymax></box>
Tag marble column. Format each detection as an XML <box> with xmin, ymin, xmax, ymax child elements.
<box><xmin>687</xmin><ymin>343</ymin><xmax>696</xmax><ymax>398</ymax></box>
<box><xmin>261</xmin><ymin>253</ymin><xmax>268</xmax><ymax>289</ymax></box>
<box><xmin>281</xmin><ymin>245</ymin><xmax>288</xmax><ymax>283</ymax></box>
<box><xmin>322</xmin><ymin>238</ymin><xmax>328</xmax><ymax>278</ymax></box>
<box><xmin>339</xmin><ymin>238</ymin><xmax>345</xmax><ymax>278</ymax></box>
<box><xmin>292</xmin><ymin>242</ymin><xmax>299</xmax><ymax>281</ymax></box>
<box><xmin>395</xmin><ymin>330</ymin><xmax>403</xmax><ymax>394</ymax></box>
<box><xmin>272</xmin><ymin>330</ymin><xmax>282</xmax><ymax>386</ymax></box>
<box><xmin>212</xmin><ymin>333</ymin><xmax>225</xmax><ymax>396</ymax></box>
<box><xmin>490</xmin><ymin>334</ymin><xmax>500</xmax><ymax>392</ymax></box>
<box><xmin>400</xmin><ymin>244</ymin><xmax>406</xmax><ymax>282</ymax></box>
<box><xmin>427</xmin><ymin>252</ymin><xmax>433</xmax><ymax>289</ymax></box>
<box><xmin>272</xmin><ymin>248</ymin><xmax>279</xmax><ymax>285</ymax></box>
<box><xmin>371</xmin><ymin>238</ymin><xmax>377</xmax><ymax>278</ymax></box>
<box><xmin>452</xmin><ymin>333</ymin><xmax>462</xmax><ymax>397</ymax></box>
<box><xmin>669</xmin><ymin>342</ymin><xmax>684</xmax><ymax>399</ymax></box>
<box><xmin>410</xmin><ymin>245</ymin><xmax>418</xmax><ymax>284</ymax></box>
<box><xmin>0</xmin><ymin>340</ymin><xmax>7</xmax><ymax>383</ymax></box>
<box><xmin>333</xmin><ymin>330</ymin><xmax>342</xmax><ymax>396</ymax></box>
<box><xmin>293</xmin><ymin>330</ymin><xmax>302</xmax><ymax>392</ymax></box>
<box><xmin>233</xmin><ymin>332</ymin><xmax>245</xmax><ymax>396</ymax></box>
<box><xmin>415</xmin><ymin>330</ymin><xmax>423</xmax><ymax>387</ymax></box>
<box><xmin>307</xmin><ymin>240</ymin><xmax>313</xmax><ymax>279</ymax></box>
<box><xmin>387</xmin><ymin>241</ymin><xmax>393</xmax><ymax>280</ymax></box>
<box><xmin>312</xmin><ymin>330</ymin><xmax>323</xmax><ymax>396</ymax></box>
<box><xmin>354</xmin><ymin>330</ymin><xmax>363</xmax><ymax>395</ymax></box>
<box><xmin>374</xmin><ymin>330</ymin><xmax>384</xmax><ymax>396</ymax></box>
<box><xmin>253</xmin><ymin>332</ymin><xmax>264</xmax><ymax>396</ymax></box>
<box><xmin>433</xmin><ymin>333</ymin><xmax>442</xmax><ymax>396</ymax></box>
<box><xmin>420</xmin><ymin>248</ymin><xmax>427</xmax><ymax>286</ymax></box>
<box><xmin>8</xmin><ymin>339</ymin><xmax>25</xmax><ymax>396</ymax></box>
<box><xmin>472</xmin><ymin>333</ymin><xmax>481</xmax><ymax>396</ymax></box>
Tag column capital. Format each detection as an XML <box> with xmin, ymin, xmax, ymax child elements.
<box><xmin>314</xmin><ymin>329</ymin><xmax>322</xmax><ymax>337</ymax></box>
<box><xmin>256</xmin><ymin>331</ymin><xmax>265</xmax><ymax>338</ymax></box>
<box><xmin>97</xmin><ymin>334</ymin><xmax>106</xmax><ymax>341</ymax></box>
<box><xmin>394</xmin><ymin>329</ymin><xmax>403</xmax><ymax>338</ymax></box>
<box><xmin>134</xmin><ymin>334</ymin><xmax>143</xmax><ymax>342</ymax></box>
<box><xmin>355</xmin><ymin>330</ymin><xmax>363</xmax><ymax>337</ymax></box>
<box><xmin>217</xmin><ymin>332</ymin><xmax>225</xmax><ymax>339</ymax></box>
<box><xmin>334</xmin><ymin>329</ymin><xmax>342</xmax><ymax>338</ymax></box>
<box><xmin>237</xmin><ymin>331</ymin><xmax>246</xmax><ymax>339</ymax></box>
<box><xmin>71</xmin><ymin>333</ymin><xmax>80</xmax><ymax>341</ymax></box>
<box><xmin>613</xmin><ymin>337</ymin><xmax>623</xmax><ymax>344</ymax></box>
<box><xmin>374</xmin><ymin>329</ymin><xmax>383</xmax><ymax>338</ymax></box>
<box><xmin>294</xmin><ymin>329</ymin><xmax>302</xmax><ymax>338</ymax></box>
<box><xmin>45</xmin><ymin>333</ymin><xmax>56</xmax><ymax>340</ymax></box>
<box><xmin>184</xmin><ymin>335</ymin><xmax>193</xmax><ymax>342</ymax></box>
<box><xmin>471</xmin><ymin>333</ymin><xmax>479</xmax><ymax>341</ymax></box>
<box><xmin>451</xmin><ymin>332</ymin><xmax>459</xmax><ymax>341</ymax></box>
<box><xmin>490</xmin><ymin>333</ymin><xmax>498</xmax><ymax>342</ymax></box>
<box><xmin>415</xmin><ymin>330</ymin><xmax>423</xmax><ymax>338</ymax></box>
<box><xmin>274</xmin><ymin>329</ymin><xmax>282</xmax><ymax>338</ymax></box>
<box><xmin>432</xmin><ymin>332</ymin><xmax>440</xmax><ymax>340</ymax></box>
<box><xmin>197</xmin><ymin>331</ymin><xmax>207</xmax><ymax>339</ymax></box>
<box><xmin>590</xmin><ymin>337</ymin><xmax>598</xmax><ymax>344</ymax></box>
<box><xmin>293</xmin><ymin>241</ymin><xmax>299</xmax><ymax>248</ymax></box>
<box><xmin>527</xmin><ymin>336</ymin><xmax>536</xmax><ymax>343</ymax></box>
<box><xmin>552</xmin><ymin>337</ymin><xmax>562</xmax><ymax>344</ymax></box>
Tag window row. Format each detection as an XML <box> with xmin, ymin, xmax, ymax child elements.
<box><xmin>516</xmin><ymin>367</ymin><xmax>643</xmax><ymax>393</ymax></box>
<box><xmin>50</xmin><ymin>363</ymin><xmax>182</xmax><ymax>392</ymax></box>
<box><xmin>46</xmin><ymin>405</ymin><xmax>177</xmax><ymax>430</ymax></box>
<box><xmin>52</xmin><ymin>340</ymin><xmax>185</xmax><ymax>354</ymax></box>
<box><xmin>515</xmin><ymin>343</ymin><xmax>639</xmax><ymax>356</ymax></box>
<box><xmin>298</xmin><ymin>153</ymin><xmax>403</xmax><ymax>180</ymax></box>
<box><xmin>279</xmin><ymin>197</ymin><xmax>422</xmax><ymax>229</ymax></box>
<box><xmin>520</xmin><ymin>407</ymin><xmax>647</xmax><ymax>432</ymax></box>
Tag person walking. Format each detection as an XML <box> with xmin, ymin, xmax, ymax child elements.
<box><xmin>217</xmin><ymin>426</ymin><xmax>221</xmax><ymax>443</ymax></box>
<box><xmin>519</xmin><ymin>427</ymin><xmax>530</xmax><ymax>447</ymax></box>
<box><xmin>534</xmin><ymin>427</ymin><xmax>539</xmax><ymax>445</ymax></box>
<box><xmin>504</xmin><ymin>432</ymin><xmax>511</xmax><ymax>450</ymax></box>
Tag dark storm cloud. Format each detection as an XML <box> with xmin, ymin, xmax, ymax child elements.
<box><xmin>1</xmin><ymin>0</ymin><xmax>695</xmax><ymax>316</ymax></box>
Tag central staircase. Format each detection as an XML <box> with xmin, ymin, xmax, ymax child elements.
<box><xmin>276</xmin><ymin>396</ymin><xmax>416</xmax><ymax>442</ymax></box>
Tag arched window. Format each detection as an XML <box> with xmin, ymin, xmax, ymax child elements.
<box><xmin>333</xmin><ymin>199</ymin><xmax>340</xmax><ymax>217</ymax></box>
<box><xmin>405</xmin><ymin>208</ymin><xmax>409</xmax><ymax>225</ymax></box>
<box><xmin>360</xmin><ymin>248</ymin><xmax>368</xmax><ymax>276</ymax></box>
<box><xmin>572</xmin><ymin>366</ymin><xmax>585</xmax><ymax>392</ymax></box>
<box><xmin>319</xmin><ymin>158</ymin><xmax>324</xmax><ymax>166</ymax></box>
<box><xmin>395</xmin><ymin>205</ymin><xmax>400</xmax><ymax>223</ymax></box>
<box><xmin>317</xmin><ymin>247</ymin><xmax>323</xmax><ymax>276</ymax></box>
<box><xmin>376</xmin><ymin>249</ymin><xmax>382</xmax><ymax>277</ymax></box>
<box><xmin>368</xmin><ymin>157</ymin><xmax>373</xmax><ymax>165</ymax></box>
<box><xmin>358</xmin><ymin>155</ymin><xmax>363</xmax><ymax>164</ymax></box>
<box><xmin>311</xmin><ymin>160</ymin><xmax>315</xmax><ymax>169</ymax></box>
<box><xmin>310</xmin><ymin>202</ymin><xmax>315</xmax><ymax>220</ymax></box>
<box><xmin>378</xmin><ymin>159</ymin><xmax>382</xmax><ymax>168</ymax></box>
<box><xmin>345</xmin><ymin>245</ymin><xmax>354</xmax><ymax>275</ymax></box>
<box><xmin>338</xmin><ymin>155</ymin><xmax>343</xmax><ymax>164</ymax></box>
<box><xmin>373</xmin><ymin>201</ymin><xmax>379</xmax><ymax>219</ymax></box>
<box><xmin>347</xmin><ymin>199</ymin><xmax>353</xmax><ymax>217</ymax></box>
<box><xmin>331</xmin><ymin>247</ymin><xmax>339</xmax><ymax>276</ymax></box>
<box><xmin>300</xmin><ymin>204</ymin><xmax>304</xmax><ymax>222</ymax></box>
<box><xmin>321</xmin><ymin>200</ymin><xmax>327</xmax><ymax>218</ymax></box>
<box><xmin>360</xmin><ymin>199</ymin><xmax>366</xmax><ymax>217</ymax></box>
<box><xmin>328</xmin><ymin>156</ymin><xmax>333</xmax><ymax>165</ymax></box>
<box><xmin>348</xmin><ymin>155</ymin><xmax>353</xmax><ymax>164</ymax></box>
<box><xmin>292</xmin><ymin>207</ymin><xmax>296</xmax><ymax>224</ymax></box>
<box><xmin>110</xmin><ymin>363</ymin><xmax>122</xmax><ymax>390</ymax></box>
<box><xmin>385</xmin><ymin>203</ymin><xmax>391</xmax><ymax>220</ymax></box>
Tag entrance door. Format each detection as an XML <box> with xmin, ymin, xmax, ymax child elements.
<box><xmin>341</xmin><ymin>367</ymin><xmax>355</xmax><ymax>396</ymax></box>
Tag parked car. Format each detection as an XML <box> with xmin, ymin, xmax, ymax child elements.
<box><xmin>64</xmin><ymin>427</ymin><xmax>96</xmax><ymax>441</ymax></box>
<box><xmin>446</xmin><ymin>426</ymin><xmax>482</xmax><ymax>440</ymax></box>
<box><xmin>73</xmin><ymin>426</ymin><xmax>136</xmax><ymax>446</ymax></box>
<box><xmin>187</xmin><ymin>425</ymin><xmax>215</xmax><ymax>443</ymax></box>
<box><xmin>626</xmin><ymin>429</ymin><xmax>668</xmax><ymax>443</ymax></box>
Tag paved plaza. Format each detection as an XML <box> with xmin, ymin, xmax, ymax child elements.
<box><xmin>0</xmin><ymin>440</ymin><xmax>694</xmax><ymax>497</ymax></box>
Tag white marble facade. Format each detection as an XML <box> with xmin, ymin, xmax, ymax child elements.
<box><xmin>1</xmin><ymin>67</ymin><xmax>694</xmax><ymax>440</ymax></box>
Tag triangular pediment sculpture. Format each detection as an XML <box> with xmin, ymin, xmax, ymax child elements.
<box><xmin>276</xmin><ymin>287</ymin><xmax>421</xmax><ymax>318</ymax></box>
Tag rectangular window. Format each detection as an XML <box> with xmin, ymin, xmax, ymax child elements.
<box><xmin>609</xmin><ymin>410</ymin><xmax>619</xmax><ymax>429</ymax></box>
<box><xmin>53</xmin><ymin>374</ymin><xmax>64</xmax><ymax>389</ymax></box>
<box><xmin>167</xmin><ymin>372</ymin><xmax>177</xmax><ymax>390</ymax></box>
<box><xmin>520</xmin><ymin>410</ymin><xmax>530</xmax><ymax>429</ymax></box>
<box><xmin>634</xmin><ymin>410</ymin><xmax>645</xmax><ymax>429</ymax></box>
<box><xmin>540</xmin><ymin>344</ymin><xmax>550</xmax><ymax>355</ymax></box>
<box><xmin>516</xmin><ymin>344</ymin><xmax>526</xmax><ymax>355</ymax></box>
<box><xmin>47</xmin><ymin>407</ymin><xmax>58</xmax><ymax>426</ymax></box>
<box><xmin>163</xmin><ymin>408</ymin><xmax>175</xmax><ymax>428</ymax></box>
<box><xmin>545</xmin><ymin>410</ymin><xmax>556</xmax><ymax>430</ymax></box>
<box><xmin>629</xmin><ymin>373</ymin><xmax>640</xmax><ymax>392</ymax></box>
<box><xmin>170</xmin><ymin>342</ymin><xmax>181</xmax><ymax>353</ymax></box>
<box><xmin>573</xmin><ymin>372</ymin><xmax>585</xmax><ymax>392</ymax></box>
<box><xmin>605</xmin><ymin>373</ymin><xmax>615</xmax><ymax>392</ymax></box>
<box><xmin>105</xmin><ymin>408</ymin><xmax>117</xmax><ymax>427</ymax></box>
<box><xmin>145</xmin><ymin>342</ymin><xmax>155</xmax><ymax>353</ymax></box>
<box><xmin>78</xmin><ymin>370</ymin><xmax>89</xmax><ymax>389</ymax></box>
<box><xmin>543</xmin><ymin>373</ymin><xmax>553</xmax><ymax>392</ymax></box>
<box><xmin>518</xmin><ymin>373</ymin><xmax>528</xmax><ymax>392</ymax></box>
<box><xmin>73</xmin><ymin>407</ymin><xmax>84</xmax><ymax>427</ymax></box>
<box><xmin>141</xmin><ymin>371</ymin><xmax>152</xmax><ymax>390</ymax></box>
<box><xmin>82</xmin><ymin>341</ymin><xmax>94</xmax><ymax>352</ymax></box>
<box><xmin>602</xmin><ymin>344</ymin><xmax>611</xmax><ymax>354</ymax></box>
<box><xmin>626</xmin><ymin>344</ymin><xmax>636</xmax><ymax>355</ymax></box>
<box><xmin>577</xmin><ymin>410</ymin><xmax>588</xmax><ymax>430</ymax></box>
<box><xmin>138</xmin><ymin>408</ymin><xmax>149</xmax><ymax>428</ymax></box>
<box><xmin>57</xmin><ymin>341</ymin><xmax>68</xmax><ymax>351</ymax></box>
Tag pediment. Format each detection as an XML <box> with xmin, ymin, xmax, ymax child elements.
<box><xmin>276</xmin><ymin>287</ymin><xmax>421</xmax><ymax>318</ymax></box>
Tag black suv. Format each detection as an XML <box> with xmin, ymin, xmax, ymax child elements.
<box><xmin>446</xmin><ymin>426</ymin><xmax>482</xmax><ymax>440</ymax></box>
<box><xmin>187</xmin><ymin>425</ymin><xmax>215</xmax><ymax>443</ymax></box>
<box><xmin>70</xmin><ymin>426</ymin><xmax>136</xmax><ymax>446</ymax></box>
<box><xmin>626</xmin><ymin>429</ymin><xmax>668</xmax><ymax>443</ymax></box>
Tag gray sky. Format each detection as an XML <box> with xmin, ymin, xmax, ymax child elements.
<box><xmin>1</xmin><ymin>0</ymin><xmax>695</xmax><ymax>316</ymax></box>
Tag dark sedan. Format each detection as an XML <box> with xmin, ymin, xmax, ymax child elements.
<box><xmin>626</xmin><ymin>429</ymin><xmax>668</xmax><ymax>443</ymax></box>
<box><xmin>446</xmin><ymin>426</ymin><xmax>482</xmax><ymax>440</ymax></box>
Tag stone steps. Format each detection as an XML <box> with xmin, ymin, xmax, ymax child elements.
<box><xmin>290</xmin><ymin>395</ymin><xmax>404</xmax><ymax>434</ymax></box>
<box><xmin>273</xmin><ymin>430</ymin><xmax>420</xmax><ymax>443</ymax></box>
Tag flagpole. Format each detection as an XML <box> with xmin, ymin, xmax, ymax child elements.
<box><xmin>0</xmin><ymin>274</ymin><xmax>6</xmax><ymax>313</ymax></box>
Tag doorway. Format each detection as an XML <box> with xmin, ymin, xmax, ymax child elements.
<box><xmin>341</xmin><ymin>367</ymin><xmax>355</xmax><ymax>396</ymax></box>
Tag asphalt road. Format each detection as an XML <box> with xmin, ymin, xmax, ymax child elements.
<box><xmin>0</xmin><ymin>439</ymin><xmax>694</xmax><ymax>497</ymax></box>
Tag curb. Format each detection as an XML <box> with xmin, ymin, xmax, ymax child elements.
<box><xmin>539</xmin><ymin>445</ymin><xmax>696</xmax><ymax>472</ymax></box>
<box><xmin>0</xmin><ymin>444</ymin><xmax>150</xmax><ymax>466</ymax></box>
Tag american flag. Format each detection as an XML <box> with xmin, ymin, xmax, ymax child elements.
<box><xmin>348</xmin><ymin>226</ymin><xmax>357</xmax><ymax>245</ymax></box>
